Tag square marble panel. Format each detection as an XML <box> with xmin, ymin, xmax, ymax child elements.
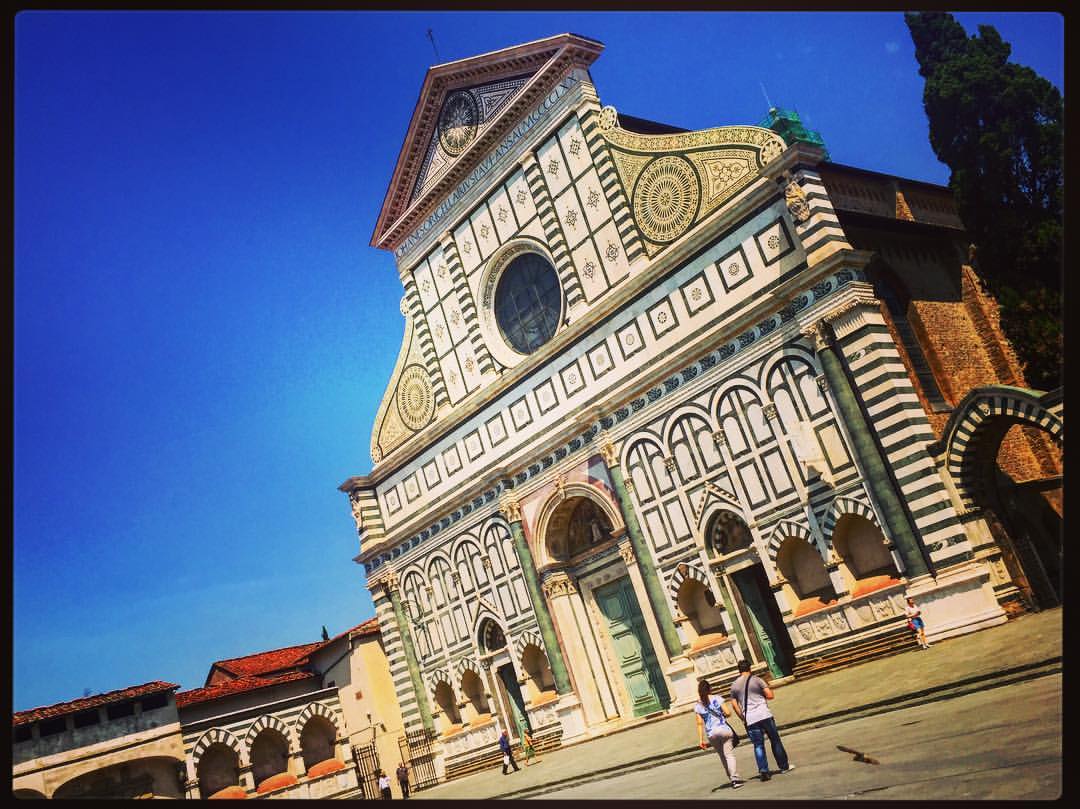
<box><xmin>679</xmin><ymin>271</ymin><xmax>715</xmax><ymax>316</ymax></box>
<box><xmin>535</xmin><ymin>378</ymin><xmax>559</xmax><ymax>415</ymax></box>
<box><xmin>587</xmin><ymin>341</ymin><xmax>616</xmax><ymax>380</ymax></box>
<box><xmin>510</xmin><ymin>396</ymin><xmax>533</xmax><ymax>431</ymax></box>
<box><xmin>616</xmin><ymin>319</ymin><xmax>646</xmax><ymax>362</ymax></box>
<box><xmin>717</xmin><ymin>244</ymin><xmax>753</xmax><ymax>293</ymax></box>
<box><xmin>464</xmin><ymin>429</ymin><xmax>484</xmax><ymax>462</ymax></box>
<box><xmin>486</xmin><ymin>413</ymin><xmax>508</xmax><ymax>447</ymax></box>
<box><xmin>753</xmin><ymin>218</ymin><xmax>795</xmax><ymax>266</ymax></box>
<box><xmin>385</xmin><ymin>487</ymin><xmax>401</xmax><ymax>514</ymax></box>
<box><xmin>647</xmin><ymin>297</ymin><xmax>679</xmax><ymax>340</ymax></box>
<box><xmin>422</xmin><ymin>461</ymin><xmax>441</xmax><ymax>489</ymax></box>
<box><xmin>559</xmin><ymin>359</ymin><xmax>586</xmax><ymax>399</ymax></box>
<box><xmin>442</xmin><ymin>445</ymin><xmax>463</xmax><ymax>476</ymax></box>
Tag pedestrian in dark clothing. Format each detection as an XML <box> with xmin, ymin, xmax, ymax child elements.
<box><xmin>499</xmin><ymin>729</ymin><xmax>520</xmax><ymax>774</ymax></box>
<box><xmin>729</xmin><ymin>659</ymin><xmax>792</xmax><ymax>782</ymax></box>
<box><xmin>396</xmin><ymin>762</ymin><xmax>410</xmax><ymax>799</ymax></box>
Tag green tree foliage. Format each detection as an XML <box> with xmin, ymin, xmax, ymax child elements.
<box><xmin>905</xmin><ymin>12</ymin><xmax>1062</xmax><ymax>389</ymax></box>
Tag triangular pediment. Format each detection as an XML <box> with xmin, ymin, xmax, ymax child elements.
<box><xmin>371</xmin><ymin>33</ymin><xmax>604</xmax><ymax>252</ymax></box>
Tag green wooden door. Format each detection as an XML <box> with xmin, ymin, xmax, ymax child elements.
<box><xmin>732</xmin><ymin>566</ymin><xmax>794</xmax><ymax>678</ymax></box>
<box><xmin>497</xmin><ymin>664</ymin><xmax>531</xmax><ymax>735</ymax></box>
<box><xmin>595</xmin><ymin>577</ymin><xmax>670</xmax><ymax>717</ymax></box>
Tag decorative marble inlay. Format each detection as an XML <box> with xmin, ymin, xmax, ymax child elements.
<box><xmin>397</xmin><ymin>365</ymin><xmax>434</xmax><ymax>430</ymax></box>
<box><xmin>438</xmin><ymin>90</ymin><xmax>479</xmax><ymax>157</ymax></box>
<box><xmin>547</xmin><ymin>158</ymin><xmax>560</xmax><ymax>177</ymax></box>
<box><xmin>516</xmin><ymin>189</ymin><xmax>527</xmax><ymax>206</ymax></box>
<box><xmin>565</xmin><ymin>208</ymin><xmax>578</xmax><ymax>229</ymax></box>
<box><xmin>497</xmin><ymin>206</ymin><xmax>508</xmax><ymax>223</ymax></box>
<box><xmin>586</xmin><ymin>188</ymin><xmax>600</xmax><ymax>208</ymax></box>
<box><xmin>583</xmin><ymin>260</ymin><xmax>596</xmax><ymax>279</ymax></box>
<box><xmin>568</xmin><ymin>137</ymin><xmax>582</xmax><ymax>156</ymax></box>
<box><xmin>605</xmin><ymin>242</ymin><xmax>619</xmax><ymax>262</ymax></box>
<box><xmin>633</xmin><ymin>155</ymin><xmax>700</xmax><ymax>243</ymax></box>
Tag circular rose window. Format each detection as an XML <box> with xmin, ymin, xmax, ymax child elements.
<box><xmin>493</xmin><ymin>252</ymin><xmax>562</xmax><ymax>355</ymax></box>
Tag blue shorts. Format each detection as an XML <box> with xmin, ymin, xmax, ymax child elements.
<box><xmin>910</xmin><ymin>617</ymin><xmax>924</xmax><ymax>630</ymax></box>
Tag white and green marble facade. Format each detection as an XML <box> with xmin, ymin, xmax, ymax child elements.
<box><xmin>345</xmin><ymin>35</ymin><xmax>1005</xmax><ymax>774</ymax></box>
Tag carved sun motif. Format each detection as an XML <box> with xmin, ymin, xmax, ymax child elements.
<box><xmin>438</xmin><ymin>91</ymin><xmax>479</xmax><ymax>157</ymax></box>
<box><xmin>633</xmin><ymin>155</ymin><xmax>700</xmax><ymax>243</ymax></box>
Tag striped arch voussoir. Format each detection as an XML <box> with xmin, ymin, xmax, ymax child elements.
<box><xmin>192</xmin><ymin>727</ymin><xmax>245</xmax><ymax>768</ymax></box>
<box><xmin>453</xmin><ymin>656</ymin><xmax>482</xmax><ymax>688</ymax></box>
<box><xmin>245</xmin><ymin>713</ymin><xmax>295</xmax><ymax>751</ymax></box>
<box><xmin>944</xmin><ymin>388</ymin><xmax>1063</xmax><ymax>511</ymax></box>
<box><xmin>427</xmin><ymin>668</ymin><xmax>454</xmax><ymax>697</ymax></box>
<box><xmin>670</xmin><ymin>560</ymin><xmax>712</xmax><ymax>600</ymax></box>
<box><xmin>513</xmin><ymin>630</ymin><xmax>545</xmax><ymax>660</ymax></box>
<box><xmin>295</xmin><ymin>700</ymin><xmax>341</xmax><ymax>738</ymax></box>
<box><xmin>822</xmin><ymin>496</ymin><xmax>879</xmax><ymax>538</ymax></box>
<box><xmin>765</xmin><ymin>520</ymin><xmax>814</xmax><ymax>561</ymax></box>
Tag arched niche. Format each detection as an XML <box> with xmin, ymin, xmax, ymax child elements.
<box><xmin>675</xmin><ymin>578</ymin><xmax>726</xmax><ymax>651</ymax></box>
<box><xmin>776</xmin><ymin>536</ymin><xmax>837</xmax><ymax>616</ymax></box>
<box><xmin>298</xmin><ymin>715</ymin><xmax>337</xmax><ymax>771</ymax></box>
<box><xmin>520</xmin><ymin>643</ymin><xmax>557</xmax><ymax>705</ymax></box>
<box><xmin>705</xmin><ymin>509</ymin><xmax>753</xmax><ymax>558</ymax></box>
<box><xmin>197</xmin><ymin>744</ymin><xmax>242</xmax><ymax>800</ymax></box>
<box><xmin>832</xmin><ymin>514</ymin><xmax>899</xmax><ymax>597</ymax></box>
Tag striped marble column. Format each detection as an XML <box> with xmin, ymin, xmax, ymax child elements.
<box><xmin>371</xmin><ymin>576</ymin><xmax>435</xmax><ymax>735</ymax></box>
<box><xmin>519</xmin><ymin>153</ymin><xmax>586</xmax><ymax>319</ymax></box>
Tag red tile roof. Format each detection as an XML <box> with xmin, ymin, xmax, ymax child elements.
<box><xmin>208</xmin><ymin>642</ymin><xmax>325</xmax><ymax>683</ymax></box>
<box><xmin>176</xmin><ymin>671</ymin><xmax>316</xmax><ymax>709</ymax></box>
<box><xmin>14</xmin><ymin>681</ymin><xmax>179</xmax><ymax>726</ymax></box>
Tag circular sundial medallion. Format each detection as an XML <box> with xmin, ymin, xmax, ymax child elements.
<box><xmin>397</xmin><ymin>365</ymin><xmax>435</xmax><ymax>431</ymax></box>
<box><xmin>633</xmin><ymin>155</ymin><xmax>700</xmax><ymax>244</ymax></box>
<box><xmin>438</xmin><ymin>91</ymin><xmax>479</xmax><ymax>157</ymax></box>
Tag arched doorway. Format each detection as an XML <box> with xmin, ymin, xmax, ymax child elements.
<box><xmin>478</xmin><ymin>617</ymin><xmax>530</xmax><ymax>738</ymax></box>
<box><xmin>706</xmin><ymin>511</ymin><xmax>794</xmax><ymax>678</ymax></box>
<box><xmin>53</xmin><ymin>757</ymin><xmax>184</xmax><ymax>800</ymax></box>
<box><xmin>942</xmin><ymin>386</ymin><xmax>1063</xmax><ymax>608</ymax></box>
<box><xmin>539</xmin><ymin>490</ymin><xmax>667</xmax><ymax>721</ymax></box>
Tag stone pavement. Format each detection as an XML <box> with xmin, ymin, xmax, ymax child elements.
<box><xmin>415</xmin><ymin>608</ymin><xmax>1062</xmax><ymax>800</ymax></box>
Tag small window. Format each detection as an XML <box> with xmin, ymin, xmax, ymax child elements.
<box><xmin>326</xmin><ymin>681</ymin><xmax>335</xmax><ymax>688</ymax></box>
<box><xmin>140</xmin><ymin>692</ymin><xmax>168</xmax><ymax>712</ymax></box>
<box><xmin>73</xmin><ymin>708</ymin><xmax>100</xmax><ymax>728</ymax></box>
<box><xmin>106</xmin><ymin>701</ymin><xmax>135</xmax><ymax>720</ymax></box>
<box><xmin>14</xmin><ymin>724</ymin><xmax>32</xmax><ymax>743</ymax></box>
<box><xmin>39</xmin><ymin>717</ymin><xmax>67</xmax><ymax>736</ymax></box>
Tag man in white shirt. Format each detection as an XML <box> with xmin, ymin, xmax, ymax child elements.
<box><xmin>729</xmin><ymin>659</ymin><xmax>793</xmax><ymax>781</ymax></box>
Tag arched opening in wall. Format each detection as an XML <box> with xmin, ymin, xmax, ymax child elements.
<box><xmin>459</xmin><ymin>670</ymin><xmax>491</xmax><ymax>724</ymax></box>
<box><xmin>13</xmin><ymin>788</ymin><xmax>46</xmax><ymax>799</ymax></box>
<box><xmin>776</xmin><ymin>537</ymin><xmax>838</xmax><ymax>617</ymax></box>
<box><xmin>197</xmin><ymin>743</ymin><xmax>241</xmax><ymax>799</ymax></box>
<box><xmin>433</xmin><ymin>681</ymin><xmax>462</xmax><ymax>734</ymax></box>
<box><xmin>987</xmin><ymin>422</ymin><xmax>1063</xmax><ymax>609</ymax></box>
<box><xmin>479</xmin><ymin>618</ymin><xmax>507</xmax><ymax>655</ymax></box>
<box><xmin>705</xmin><ymin>510</ymin><xmax>753</xmax><ymax>558</ymax></box>
<box><xmin>54</xmin><ymin>757</ymin><xmax>184</xmax><ymax>800</ymax></box>
<box><xmin>249</xmin><ymin>728</ymin><xmax>292</xmax><ymax>792</ymax></box>
<box><xmin>675</xmin><ymin>578</ymin><xmax>726</xmax><ymax>651</ymax></box>
<box><xmin>546</xmin><ymin>495</ymin><xmax>614</xmax><ymax>563</ymax></box>
<box><xmin>299</xmin><ymin>715</ymin><xmax>338</xmax><ymax>771</ymax></box>
<box><xmin>520</xmin><ymin>644</ymin><xmax>557</xmax><ymax>707</ymax></box>
<box><xmin>832</xmin><ymin>515</ymin><xmax>900</xmax><ymax>598</ymax></box>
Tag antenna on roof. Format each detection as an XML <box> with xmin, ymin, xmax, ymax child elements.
<box><xmin>427</xmin><ymin>29</ymin><xmax>441</xmax><ymax>63</ymax></box>
<box><xmin>760</xmin><ymin>82</ymin><xmax>775</xmax><ymax>113</ymax></box>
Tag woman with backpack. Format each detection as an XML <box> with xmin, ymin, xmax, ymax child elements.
<box><xmin>694</xmin><ymin>678</ymin><xmax>744</xmax><ymax>789</ymax></box>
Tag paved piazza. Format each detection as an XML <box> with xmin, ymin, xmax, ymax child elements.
<box><xmin>533</xmin><ymin>675</ymin><xmax>1061</xmax><ymax>800</ymax></box>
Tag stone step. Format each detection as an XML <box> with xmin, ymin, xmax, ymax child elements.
<box><xmin>792</xmin><ymin>628</ymin><xmax>919</xmax><ymax>679</ymax></box>
<box><xmin>444</xmin><ymin>731</ymin><xmax>562</xmax><ymax>782</ymax></box>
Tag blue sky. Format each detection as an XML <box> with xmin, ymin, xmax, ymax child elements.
<box><xmin>13</xmin><ymin>11</ymin><xmax>1063</xmax><ymax>711</ymax></box>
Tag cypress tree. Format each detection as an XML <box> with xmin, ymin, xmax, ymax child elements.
<box><xmin>905</xmin><ymin>12</ymin><xmax>1062</xmax><ymax>390</ymax></box>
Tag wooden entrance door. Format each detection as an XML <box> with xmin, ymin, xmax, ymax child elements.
<box><xmin>594</xmin><ymin>577</ymin><xmax>669</xmax><ymax>717</ymax></box>
<box><xmin>731</xmin><ymin>565</ymin><xmax>794</xmax><ymax>678</ymax></box>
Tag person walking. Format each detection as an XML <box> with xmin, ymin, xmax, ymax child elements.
<box><xmin>395</xmin><ymin>761</ymin><xmax>410</xmax><ymax>799</ymax></box>
<box><xmin>521</xmin><ymin>728</ymin><xmax>539</xmax><ymax>766</ymax></box>
<box><xmin>377</xmin><ymin>770</ymin><xmax>392</xmax><ymax>799</ymax></box>
<box><xmin>694</xmin><ymin>678</ymin><xmax>744</xmax><ymax>789</ymax></box>
<box><xmin>729</xmin><ymin>659</ymin><xmax>792</xmax><ymax>782</ymax></box>
<box><xmin>905</xmin><ymin>597</ymin><xmax>931</xmax><ymax>648</ymax></box>
<box><xmin>499</xmin><ymin>729</ymin><xmax>520</xmax><ymax>775</ymax></box>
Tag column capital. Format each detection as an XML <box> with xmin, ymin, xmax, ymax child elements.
<box><xmin>519</xmin><ymin>152</ymin><xmax>539</xmax><ymax>170</ymax></box>
<box><xmin>822</xmin><ymin>295</ymin><xmax>883</xmax><ymax>340</ymax></box>
<box><xmin>815</xmin><ymin>374</ymin><xmax>828</xmax><ymax>393</ymax></box>
<box><xmin>598</xmin><ymin>431</ymin><xmax>620</xmax><ymax>468</ymax></box>
<box><xmin>712</xmin><ymin>429</ymin><xmax>728</xmax><ymax>449</ymax></box>
<box><xmin>763</xmin><ymin>402</ymin><xmax>779</xmax><ymax>421</ymax></box>
<box><xmin>541</xmin><ymin>570</ymin><xmax>577</xmax><ymax>599</ymax></box>
<box><xmin>499</xmin><ymin>494</ymin><xmax>522</xmax><ymax>523</ymax></box>
<box><xmin>618</xmin><ymin>540</ymin><xmax>636</xmax><ymax>567</ymax></box>
<box><xmin>800</xmin><ymin>320</ymin><xmax>834</xmax><ymax>352</ymax></box>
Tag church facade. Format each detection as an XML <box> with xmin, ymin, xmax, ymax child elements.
<box><xmin>341</xmin><ymin>34</ymin><xmax>1060</xmax><ymax>779</ymax></box>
